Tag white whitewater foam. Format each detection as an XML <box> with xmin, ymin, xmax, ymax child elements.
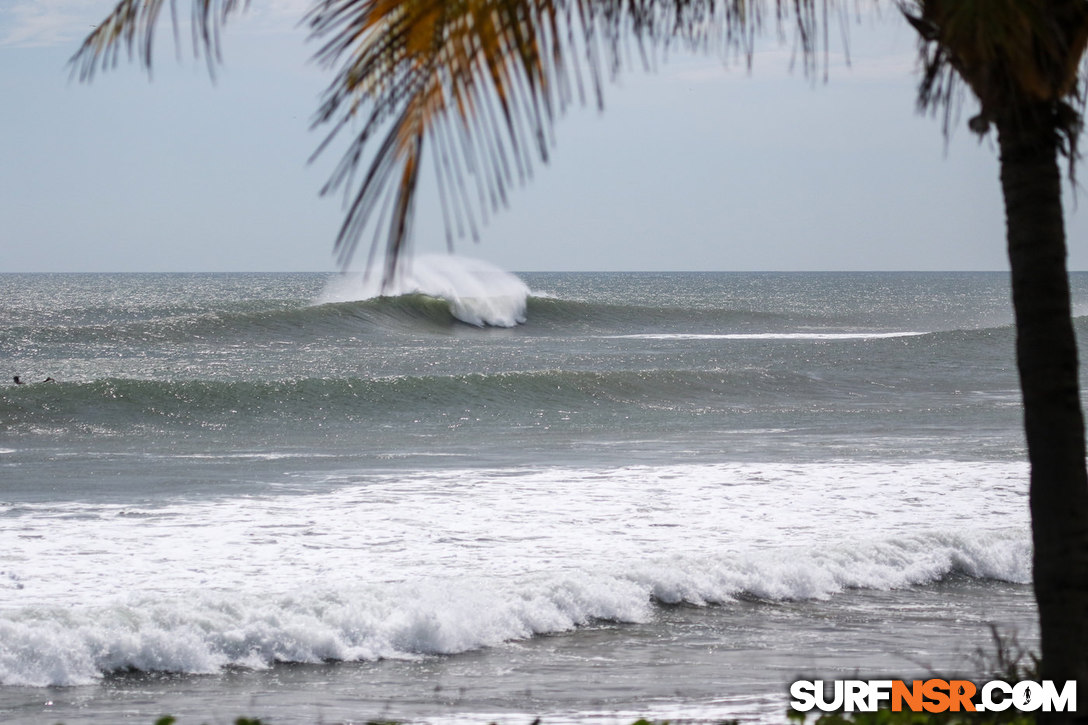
<box><xmin>318</xmin><ymin>254</ymin><xmax>530</xmax><ymax>327</ymax></box>
<box><xmin>0</xmin><ymin>461</ymin><xmax>1031</xmax><ymax>686</ymax></box>
<box><xmin>0</xmin><ymin>530</ymin><xmax>1028</xmax><ymax>687</ymax></box>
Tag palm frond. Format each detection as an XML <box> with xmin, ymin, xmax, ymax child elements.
<box><xmin>306</xmin><ymin>0</ymin><xmax>837</xmax><ymax>283</ymax></box>
<box><xmin>902</xmin><ymin>0</ymin><xmax>1088</xmax><ymax>140</ymax></box>
<box><xmin>71</xmin><ymin>0</ymin><xmax>840</xmax><ymax>283</ymax></box>
<box><xmin>70</xmin><ymin>0</ymin><xmax>250</xmax><ymax>81</ymax></box>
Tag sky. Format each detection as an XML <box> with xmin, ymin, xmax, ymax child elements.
<box><xmin>1</xmin><ymin>1</ymin><xmax>1085</xmax><ymax>274</ymax></box>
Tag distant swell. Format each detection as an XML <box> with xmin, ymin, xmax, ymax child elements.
<box><xmin>0</xmin><ymin>529</ymin><xmax>1028</xmax><ymax>687</ymax></box>
<box><xmin>0</xmin><ymin>343</ymin><xmax>1022</xmax><ymax>436</ymax></box>
<box><xmin>2</xmin><ymin>288</ymin><xmax>1035</xmax><ymax>349</ymax></box>
<box><xmin>0</xmin><ymin>295</ymin><xmax>474</xmax><ymax>347</ymax></box>
<box><xmin>0</xmin><ymin>362</ymin><xmax>956</xmax><ymax>435</ymax></box>
<box><xmin>0</xmin><ymin>297</ymin><xmax>813</xmax><ymax>345</ymax></box>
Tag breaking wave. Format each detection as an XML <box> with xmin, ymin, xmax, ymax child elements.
<box><xmin>0</xmin><ymin>528</ymin><xmax>1028</xmax><ymax>687</ymax></box>
<box><xmin>319</xmin><ymin>254</ymin><xmax>530</xmax><ymax>328</ymax></box>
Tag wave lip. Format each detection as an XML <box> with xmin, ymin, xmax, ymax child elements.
<box><xmin>318</xmin><ymin>254</ymin><xmax>530</xmax><ymax>328</ymax></box>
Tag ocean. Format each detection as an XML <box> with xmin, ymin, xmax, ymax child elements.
<box><xmin>1</xmin><ymin>261</ymin><xmax>1076</xmax><ymax>724</ymax></box>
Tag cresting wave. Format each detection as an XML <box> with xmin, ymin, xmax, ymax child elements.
<box><xmin>0</xmin><ymin>295</ymin><xmax>505</xmax><ymax>348</ymax></box>
<box><xmin>319</xmin><ymin>255</ymin><xmax>530</xmax><ymax>327</ymax></box>
<box><xmin>0</xmin><ymin>529</ymin><xmax>1029</xmax><ymax>687</ymax></box>
<box><xmin>6</xmin><ymin>278</ymin><xmax>1056</xmax><ymax>348</ymax></box>
<box><xmin>0</xmin><ymin>296</ymin><xmax>915</xmax><ymax>344</ymax></box>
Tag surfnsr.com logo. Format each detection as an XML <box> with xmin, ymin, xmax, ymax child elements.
<box><xmin>790</xmin><ymin>679</ymin><xmax>1077</xmax><ymax>713</ymax></box>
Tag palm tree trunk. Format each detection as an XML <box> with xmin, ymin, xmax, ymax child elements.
<box><xmin>998</xmin><ymin>104</ymin><xmax>1088</xmax><ymax>714</ymax></box>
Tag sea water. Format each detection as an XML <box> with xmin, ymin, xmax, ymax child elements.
<box><xmin>1</xmin><ymin>261</ymin><xmax>1075</xmax><ymax>724</ymax></box>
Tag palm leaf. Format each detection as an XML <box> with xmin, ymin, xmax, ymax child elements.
<box><xmin>72</xmin><ymin>0</ymin><xmax>836</xmax><ymax>283</ymax></box>
<box><xmin>902</xmin><ymin>0</ymin><xmax>1088</xmax><ymax>144</ymax></box>
<box><xmin>71</xmin><ymin>0</ymin><xmax>249</xmax><ymax>80</ymax></box>
<box><xmin>306</xmin><ymin>0</ymin><xmax>840</xmax><ymax>282</ymax></box>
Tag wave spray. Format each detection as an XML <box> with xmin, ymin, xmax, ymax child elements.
<box><xmin>318</xmin><ymin>254</ymin><xmax>530</xmax><ymax>327</ymax></box>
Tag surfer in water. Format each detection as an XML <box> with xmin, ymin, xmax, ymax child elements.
<box><xmin>13</xmin><ymin>376</ymin><xmax>56</xmax><ymax>385</ymax></box>
<box><xmin>13</xmin><ymin>376</ymin><xmax>23</xmax><ymax>385</ymax></box>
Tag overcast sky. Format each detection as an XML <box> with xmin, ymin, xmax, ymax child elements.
<box><xmin>2</xmin><ymin>1</ymin><xmax>1085</xmax><ymax>274</ymax></box>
